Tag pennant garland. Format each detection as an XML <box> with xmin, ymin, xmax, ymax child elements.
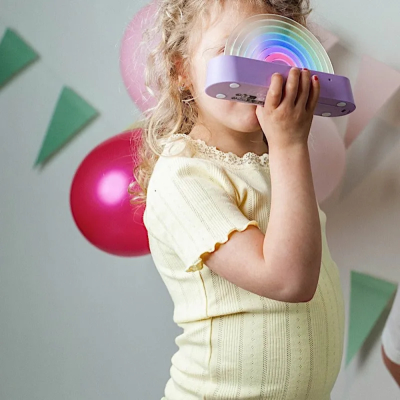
<box><xmin>346</xmin><ymin>271</ymin><xmax>398</xmax><ymax>366</ymax></box>
<box><xmin>0</xmin><ymin>27</ymin><xmax>99</xmax><ymax>167</ymax></box>
<box><xmin>34</xmin><ymin>87</ymin><xmax>99</xmax><ymax>166</ymax></box>
<box><xmin>0</xmin><ymin>28</ymin><xmax>39</xmax><ymax>88</ymax></box>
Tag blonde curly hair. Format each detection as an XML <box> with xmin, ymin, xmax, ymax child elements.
<box><xmin>128</xmin><ymin>0</ymin><xmax>314</xmax><ymax>207</ymax></box>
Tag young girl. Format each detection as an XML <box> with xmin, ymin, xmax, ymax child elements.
<box><xmin>130</xmin><ymin>1</ymin><xmax>345</xmax><ymax>399</ymax></box>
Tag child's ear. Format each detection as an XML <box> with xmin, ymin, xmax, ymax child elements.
<box><xmin>173</xmin><ymin>54</ymin><xmax>189</xmax><ymax>85</ymax></box>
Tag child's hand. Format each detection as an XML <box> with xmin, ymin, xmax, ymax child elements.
<box><xmin>256</xmin><ymin>67</ymin><xmax>320</xmax><ymax>150</ymax></box>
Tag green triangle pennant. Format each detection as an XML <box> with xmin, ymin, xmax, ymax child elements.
<box><xmin>346</xmin><ymin>270</ymin><xmax>398</xmax><ymax>366</ymax></box>
<box><xmin>34</xmin><ymin>87</ymin><xmax>99</xmax><ymax>166</ymax></box>
<box><xmin>0</xmin><ymin>28</ymin><xmax>39</xmax><ymax>88</ymax></box>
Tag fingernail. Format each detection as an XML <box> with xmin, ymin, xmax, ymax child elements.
<box><xmin>303</xmin><ymin>68</ymin><xmax>309</xmax><ymax>71</ymax></box>
<box><xmin>313</xmin><ymin>75</ymin><xmax>319</xmax><ymax>81</ymax></box>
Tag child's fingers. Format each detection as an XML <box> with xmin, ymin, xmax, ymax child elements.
<box><xmin>306</xmin><ymin>75</ymin><xmax>321</xmax><ymax>113</ymax></box>
<box><xmin>280</xmin><ymin>67</ymin><xmax>301</xmax><ymax>106</ymax></box>
<box><xmin>265</xmin><ymin>73</ymin><xmax>283</xmax><ymax>110</ymax></box>
<box><xmin>295</xmin><ymin>69</ymin><xmax>311</xmax><ymax>109</ymax></box>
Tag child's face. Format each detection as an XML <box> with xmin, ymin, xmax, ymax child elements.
<box><xmin>186</xmin><ymin>2</ymin><xmax>271</xmax><ymax>135</ymax></box>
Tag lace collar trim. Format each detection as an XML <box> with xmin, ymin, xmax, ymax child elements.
<box><xmin>168</xmin><ymin>133</ymin><xmax>270</xmax><ymax>167</ymax></box>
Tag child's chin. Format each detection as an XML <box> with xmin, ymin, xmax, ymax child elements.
<box><xmin>238</xmin><ymin>121</ymin><xmax>262</xmax><ymax>132</ymax></box>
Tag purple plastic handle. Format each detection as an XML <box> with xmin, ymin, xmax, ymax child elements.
<box><xmin>205</xmin><ymin>55</ymin><xmax>356</xmax><ymax>117</ymax></box>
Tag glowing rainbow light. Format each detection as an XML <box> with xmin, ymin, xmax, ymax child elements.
<box><xmin>225</xmin><ymin>14</ymin><xmax>334</xmax><ymax>74</ymax></box>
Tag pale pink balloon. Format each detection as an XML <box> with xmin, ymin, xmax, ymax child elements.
<box><xmin>120</xmin><ymin>1</ymin><xmax>159</xmax><ymax>112</ymax></box>
<box><xmin>308</xmin><ymin>117</ymin><xmax>346</xmax><ymax>202</ymax></box>
<box><xmin>70</xmin><ymin>129</ymin><xmax>149</xmax><ymax>257</ymax></box>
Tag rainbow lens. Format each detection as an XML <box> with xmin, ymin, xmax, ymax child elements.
<box><xmin>225</xmin><ymin>14</ymin><xmax>334</xmax><ymax>74</ymax></box>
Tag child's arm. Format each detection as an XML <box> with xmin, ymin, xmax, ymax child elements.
<box><xmin>381</xmin><ymin>288</ymin><xmax>400</xmax><ymax>386</ymax></box>
<box><xmin>263</xmin><ymin>141</ymin><xmax>322</xmax><ymax>302</ymax></box>
<box><xmin>202</xmin><ymin>68</ymin><xmax>322</xmax><ymax>303</ymax></box>
<box><xmin>381</xmin><ymin>344</ymin><xmax>400</xmax><ymax>387</ymax></box>
<box><xmin>201</xmin><ymin>142</ymin><xmax>321</xmax><ymax>303</ymax></box>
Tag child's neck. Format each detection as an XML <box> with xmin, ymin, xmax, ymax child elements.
<box><xmin>188</xmin><ymin>125</ymin><xmax>269</xmax><ymax>157</ymax></box>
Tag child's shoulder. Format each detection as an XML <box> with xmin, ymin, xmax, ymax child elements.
<box><xmin>154</xmin><ymin>135</ymin><xmax>220</xmax><ymax>174</ymax></box>
<box><xmin>153</xmin><ymin>150</ymin><xmax>222</xmax><ymax>186</ymax></box>
<box><xmin>148</xmin><ymin>139</ymin><xmax>235</xmax><ymax>204</ymax></box>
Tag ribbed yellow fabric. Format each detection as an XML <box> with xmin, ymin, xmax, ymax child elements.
<box><xmin>143</xmin><ymin>134</ymin><xmax>345</xmax><ymax>400</ymax></box>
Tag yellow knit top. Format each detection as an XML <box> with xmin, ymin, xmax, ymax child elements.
<box><xmin>143</xmin><ymin>133</ymin><xmax>345</xmax><ymax>400</ymax></box>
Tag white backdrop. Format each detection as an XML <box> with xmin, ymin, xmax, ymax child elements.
<box><xmin>1</xmin><ymin>0</ymin><xmax>399</xmax><ymax>399</ymax></box>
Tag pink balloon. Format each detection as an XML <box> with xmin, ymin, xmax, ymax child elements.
<box><xmin>120</xmin><ymin>1</ymin><xmax>159</xmax><ymax>112</ymax></box>
<box><xmin>70</xmin><ymin>129</ymin><xmax>149</xmax><ymax>257</ymax></box>
<box><xmin>308</xmin><ymin>118</ymin><xmax>346</xmax><ymax>202</ymax></box>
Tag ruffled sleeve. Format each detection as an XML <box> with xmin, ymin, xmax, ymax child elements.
<box><xmin>144</xmin><ymin>155</ymin><xmax>260</xmax><ymax>272</ymax></box>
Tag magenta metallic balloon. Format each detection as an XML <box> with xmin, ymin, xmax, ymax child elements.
<box><xmin>70</xmin><ymin>129</ymin><xmax>149</xmax><ymax>257</ymax></box>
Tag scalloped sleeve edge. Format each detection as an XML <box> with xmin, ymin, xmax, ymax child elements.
<box><xmin>184</xmin><ymin>220</ymin><xmax>260</xmax><ymax>273</ymax></box>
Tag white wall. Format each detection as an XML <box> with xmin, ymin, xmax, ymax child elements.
<box><xmin>311</xmin><ymin>0</ymin><xmax>400</xmax><ymax>398</ymax></box>
<box><xmin>0</xmin><ymin>0</ymin><xmax>399</xmax><ymax>399</ymax></box>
